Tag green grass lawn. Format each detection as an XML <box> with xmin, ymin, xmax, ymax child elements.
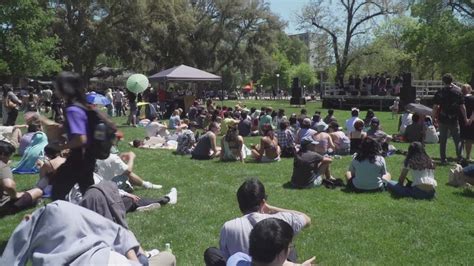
<box><xmin>1</xmin><ymin>100</ymin><xmax>473</xmax><ymax>265</ymax></box>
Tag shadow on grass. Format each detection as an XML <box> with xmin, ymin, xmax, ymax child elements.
<box><xmin>0</xmin><ymin>240</ymin><xmax>8</xmax><ymax>254</ymax></box>
<box><xmin>453</xmin><ymin>189</ymin><xmax>474</xmax><ymax>198</ymax></box>
<box><xmin>282</xmin><ymin>181</ymin><xmax>298</xmax><ymax>189</ymax></box>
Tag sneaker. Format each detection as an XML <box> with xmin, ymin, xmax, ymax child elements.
<box><xmin>166</xmin><ymin>188</ymin><xmax>177</xmax><ymax>204</ymax></box>
<box><xmin>143</xmin><ymin>181</ymin><xmax>162</xmax><ymax>189</ymax></box>
<box><xmin>145</xmin><ymin>249</ymin><xmax>160</xmax><ymax>258</ymax></box>
<box><xmin>136</xmin><ymin>203</ymin><xmax>161</xmax><ymax>212</ymax></box>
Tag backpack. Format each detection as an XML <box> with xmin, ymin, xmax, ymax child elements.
<box><xmin>73</xmin><ymin>103</ymin><xmax>117</xmax><ymax>159</ymax></box>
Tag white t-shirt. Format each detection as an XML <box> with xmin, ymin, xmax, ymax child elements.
<box><xmin>219</xmin><ymin>212</ymin><xmax>306</xmax><ymax>259</ymax></box>
<box><xmin>145</xmin><ymin>121</ymin><xmax>168</xmax><ymax>138</ymax></box>
<box><xmin>399</xmin><ymin>113</ymin><xmax>413</xmax><ymax>135</ymax></box>
<box><xmin>345</xmin><ymin>117</ymin><xmax>362</xmax><ymax>134</ymax></box>
<box><xmin>96</xmin><ymin>153</ymin><xmax>128</xmax><ymax>181</ymax></box>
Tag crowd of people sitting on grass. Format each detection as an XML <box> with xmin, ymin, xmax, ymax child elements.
<box><xmin>0</xmin><ymin>72</ymin><xmax>473</xmax><ymax>265</ymax></box>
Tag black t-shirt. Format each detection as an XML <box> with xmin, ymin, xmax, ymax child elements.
<box><xmin>238</xmin><ymin>119</ymin><xmax>251</xmax><ymax>137</ymax></box>
<box><xmin>291</xmin><ymin>150</ymin><xmax>324</xmax><ymax>188</ymax></box>
<box><xmin>433</xmin><ymin>86</ymin><xmax>464</xmax><ymax>124</ymax></box>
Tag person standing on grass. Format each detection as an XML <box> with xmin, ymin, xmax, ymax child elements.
<box><xmin>203</xmin><ymin>178</ymin><xmax>311</xmax><ymax>266</ymax></box>
<box><xmin>3</xmin><ymin>85</ymin><xmax>22</xmax><ymax>126</ymax></box>
<box><xmin>460</xmin><ymin>84</ymin><xmax>474</xmax><ymax>161</ymax></box>
<box><xmin>345</xmin><ymin>137</ymin><xmax>392</xmax><ymax>192</ymax></box>
<box><xmin>386</xmin><ymin>142</ymin><xmax>437</xmax><ymax>200</ymax></box>
<box><xmin>126</xmin><ymin>90</ymin><xmax>137</xmax><ymax>127</ymax></box>
<box><xmin>50</xmin><ymin>72</ymin><xmax>96</xmax><ymax>200</ymax></box>
<box><xmin>432</xmin><ymin>73</ymin><xmax>469</xmax><ymax>164</ymax></box>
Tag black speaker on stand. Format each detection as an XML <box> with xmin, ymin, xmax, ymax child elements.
<box><xmin>290</xmin><ymin>77</ymin><xmax>306</xmax><ymax>105</ymax></box>
<box><xmin>399</xmin><ymin>72</ymin><xmax>415</xmax><ymax>108</ymax></box>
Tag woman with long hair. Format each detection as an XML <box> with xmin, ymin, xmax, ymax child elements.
<box><xmin>345</xmin><ymin>137</ymin><xmax>391</xmax><ymax>192</ymax></box>
<box><xmin>387</xmin><ymin>142</ymin><xmax>437</xmax><ymax>199</ymax></box>
<box><xmin>220</xmin><ymin>123</ymin><xmax>247</xmax><ymax>162</ymax></box>
<box><xmin>349</xmin><ymin>120</ymin><xmax>366</xmax><ymax>155</ymax></box>
<box><xmin>251</xmin><ymin>124</ymin><xmax>281</xmax><ymax>163</ymax></box>
<box><xmin>50</xmin><ymin>72</ymin><xmax>97</xmax><ymax>200</ymax></box>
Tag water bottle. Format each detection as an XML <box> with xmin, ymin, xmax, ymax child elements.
<box><xmin>164</xmin><ymin>243</ymin><xmax>172</xmax><ymax>254</ymax></box>
<box><xmin>94</xmin><ymin>123</ymin><xmax>107</xmax><ymax>141</ymax></box>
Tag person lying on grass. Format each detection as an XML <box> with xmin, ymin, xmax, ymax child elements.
<box><xmin>204</xmin><ymin>178</ymin><xmax>311</xmax><ymax>266</ymax></box>
<box><xmin>251</xmin><ymin>124</ymin><xmax>281</xmax><ymax>163</ymax></box>
<box><xmin>191</xmin><ymin>122</ymin><xmax>221</xmax><ymax>160</ymax></box>
<box><xmin>386</xmin><ymin>142</ymin><xmax>437</xmax><ymax>200</ymax></box>
<box><xmin>227</xmin><ymin>218</ymin><xmax>315</xmax><ymax>266</ymax></box>
<box><xmin>0</xmin><ymin>140</ymin><xmax>43</xmax><ymax>217</ymax></box>
<box><xmin>346</xmin><ymin>137</ymin><xmax>392</xmax><ymax>192</ymax></box>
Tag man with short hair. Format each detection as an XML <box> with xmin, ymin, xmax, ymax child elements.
<box><xmin>345</xmin><ymin>107</ymin><xmax>363</xmax><ymax>134</ymax></box>
<box><xmin>433</xmin><ymin>73</ymin><xmax>469</xmax><ymax>163</ymax></box>
<box><xmin>291</xmin><ymin>137</ymin><xmax>334</xmax><ymax>188</ymax></box>
<box><xmin>204</xmin><ymin>178</ymin><xmax>310</xmax><ymax>266</ymax></box>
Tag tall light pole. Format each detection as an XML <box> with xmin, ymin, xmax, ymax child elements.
<box><xmin>276</xmin><ymin>73</ymin><xmax>280</xmax><ymax>100</ymax></box>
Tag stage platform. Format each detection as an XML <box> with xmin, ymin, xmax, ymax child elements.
<box><xmin>321</xmin><ymin>80</ymin><xmax>440</xmax><ymax>111</ymax></box>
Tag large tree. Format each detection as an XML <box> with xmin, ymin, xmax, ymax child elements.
<box><xmin>299</xmin><ymin>0</ymin><xmax>405</xmax><ymax>86</ymax></box>
<box><xmin>0</xmin><ymin>0</ymin><xmax>60</xmax><ymax>82</ymax></box>
<box><xmin>51</xmin><ymin>0</ymin><xmax>146</xmax><ymax>81</ymax></box>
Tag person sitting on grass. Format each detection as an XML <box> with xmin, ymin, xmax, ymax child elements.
<box><xmin>345</xmin><ymin>107</ymin><xmax>362</xmax><ymax>134</ymax></box>
<box><xmin>18</xmin><ymin>123</ymin><xmax>42</xmax><ymax>156</ymax></box>
<box><xmin>404</xmin><ymin>113</ymin><xmax>425</xmax><ymax>143</ymax></box>
<box><xmin>366</xmin><ymin>118</ymin><xmax>392</xmax><ymax>153</ymax></box>
<box><xmin>203</xmin><ymin>178</ymin><xmax>311</xmax><ymax>266</ymax></box>
<box><xmin>220</xmin><ymin>122</ymin><xmax>247</xmax><ymax>163</ymax></box>
<box><xmin>145</xmin><ymin>113</ymin><xmax>169</xmax><ymax>138</ymax></box>
<box><xmin>12</xmin><ymin>131</ymin><xmax>48</xmax><ymax>174</ymax></box>
<box><xmin>191</xmin><ymin>122</ymin><xmax>221</xmax><ymax>160</ymax></box>
<box><xmin>251</xmin><ymin>124</ymin><xmax>281</xmax><ymax>163</ymax></box>
<box><xmin>168</xmin><ymin>109</ymin><xmax>181</xmax><ymax>129</ymax></box>
<box><xmin>276</xmin><ymin>120</ymin><xmax>295</xmax><ymax>158</ymax></box>
<box><xmin>96</xmin><ymin>146</ymin><xmax>162</xmax><ymax>190</ymax></box>
<box><xmin>227</xmin><ymin>218</ymin><xmax>315</xmax><ymax>266</ymax></box>
<box><xmin>259</xmin><ymin>107</ymin><xmax>273</xmax><ymax>133</ymax></box>
<box><xmin>345</xmin><ymin>137</ymin><xmax>392</xmax><ymax>192</ymax></box>
<box><xmin>363</xmin><ymin>109</ymin><xmax>376</xmax><ymax>129</ymax></box>
<box><xmin>349</xmin><ymin>120</ymin><xmax>366</xmax><ymax>155</ymax></box>
<box><xmin>176</xmin><ymin>121</ymin><xmax>197</xmax><ymax>155</ymax></box>
<box><xmin>313</xmin><ymin>123</ymin><xmax>335</xmax><ymax>155</ymax></box>
<box><xmin>323</xmin><ymin>109</ymin><xmax>336</xmax><ymax>124</ymax></box>
<box><xmin>295</xmin><ymin>118</ymin><xmax>316</xmax><ymax>145</ymax></box>
<box><xmin>387</xmin><ymin>142</ymin><xmax>437</xmax><ymax>200</ymax></box>
<box><xmin>0</xmin><ymin>140</ymin><xmax>43</xmax><ymax>217</ymax></box>
<box><xmin>291</xmin><ymin>137</ymin><xmax>337</xmax><ymax>188</ymax></box>
<box><xmin>0</xmin><ymin>200</ymin><xmax>176</xmax><ymax>266</ymax></box>
<box><xmin>36</xmin><ymin>144</ymin><xmax>67</xmax><ymax>197</ymax></box>
<box><xmin>328</xmin><ymin>122</ymin><xmax>350</xmax><ymax>155</ymax></box>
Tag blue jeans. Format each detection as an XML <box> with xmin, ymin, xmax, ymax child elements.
<box><xmin>463</xmin><ymin>164</ymin><xmax>474</xmax><ymax>177</ymax></box>
<box><xmin>386</xmin><ymin>181</ymin><xmax>435</xmax><ymax>200</ymax></box>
